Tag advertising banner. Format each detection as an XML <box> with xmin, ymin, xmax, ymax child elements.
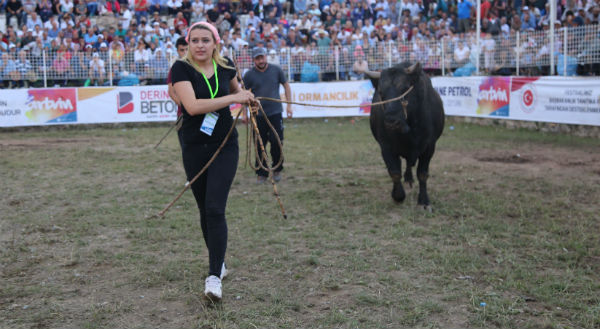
<box><xmin>77</xmin><ymin>86</ymin><xmax>178</xmax><ymax>124</ymax></box>
<box><xmin>287</xmin><ymin>80</ymin><xmax>374</xmax><ymax>118</ymax></box>
<box><xmin>1</xmin><ymin>77</ymin><xmax>599</xmax><ymax>128</ymax></box>
<box><xmin>509</xmin><ymin>77</ymin><xmax>600</xmax><ymax>126</ymax></box>
<box><xmin>0</xmin><ymin>88</ymin><xmax>78</xmax><ymax>127</ymax></box>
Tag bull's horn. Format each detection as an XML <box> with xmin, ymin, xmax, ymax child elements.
<box><xmin>364</xmin><ymin>71</ymin><xmax>381</xmax><ymax>79</ymax></box>
<box><xmin>405</xmin><ymin>62</ymin><xmax>421</xmax><ymax>75</ymax></box>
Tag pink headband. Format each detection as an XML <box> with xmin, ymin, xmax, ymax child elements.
<box><xmin>186</xmin><ymin>21</ymin><xmax>221</xmax><ymax>45</ymax></box>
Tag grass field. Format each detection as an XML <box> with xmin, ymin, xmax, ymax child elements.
<box><xmin>1</xmin><ymin>118</ymin><xmax>599</xmax><ymax>329</ymax></box>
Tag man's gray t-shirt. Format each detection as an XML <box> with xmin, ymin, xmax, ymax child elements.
<box><xmin>243</xmin><ymin>64</ymin><xmax>286</xmax><ymax>116</ymax></box>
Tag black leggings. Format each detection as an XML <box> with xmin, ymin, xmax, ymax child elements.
<box><xmin>255</xmin><ymin>112</ymin><xmax>284</xmax><ymax>177</ymax></box>
<box><xmin>180</xmin><ymin>134</ymin><xmax>239</xmax><ymax>278</ymax></box>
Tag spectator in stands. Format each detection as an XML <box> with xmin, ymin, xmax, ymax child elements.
<box><xmin>181</xmin><ymin>0</ymin><xmax>193</xmax><ymax>23</ymax></box>
<box><xmin>104</xmin><ymin>0</ymin><xmax>121</xmax><ymax>15</ymax></box>
<box><xmin>26</xmin><ymin>12</ymin><xmax>43</xmax><ymax>30</ymax></box>
<box><xmin>173</xmin><ymin>11</ymin><xmax>188</xmax><ymax>29</ymax></box>
<box><xmin>52</xmin><ymin>47</ymin><xmax>70</xmax><ymax>84</ymax></box>
<box><xmin>16</xmin><ymin>49</ymin><xmax>35</xmax><ymax>86</ymax></box>
<box><xmin>6</xmin><ymin>0</ymin><xmax>25</xmax><ymax>28</ymax></box>
<box><xmin>520</xmin><ymin>6</ymin><xmax>536</xmax><ymax>30</ymax></box>
<box><xmin>87</xmin><ymin>0</ymin><xmax>99</xmax><ymax>16</ymax></box>
<box><xmin>134</xmin><ymin>41</ymin><xmax>150</xmax><ymax>72</ymax></box>
<box><xmin>300</xmin><ymin>49</ymin><xmax>319</xmax><ymax>82</ymax></box>
<box><xmin>167</xmin><ymin>0</ymin><xmax>182</xmax><ymax>15</ymax></box>
<box><xmin>134</xmin><ymin>0</ymin><xmax>149</xmax><ymax>23</ymax></box>
<box><xmin>148</xmin><ymin>47</ymin><xmax>168</xmax><ymax>83</ymax></box>
<box><xmin>191</xmin><ymin>0</ymin><xmax>204</xmax><ymax>20</ymax></box>
<box><xmin>98</xmin><ymin>41</ymin><xmax>109</xmax><ymax>61</ymax></box>
<box><xmin>457</xmin><ymin>0</ymin><xmax>472</xmax><ymax>33</ymax></box>
<box><xmin>148</xmin><ymin>0</ymin><xmax>163</xmax><ymax>15</ymax></box>
<box><xmin>89</xmin><ymin>52</ymin><xmax>105</xmax><ymax>84</ymax></box>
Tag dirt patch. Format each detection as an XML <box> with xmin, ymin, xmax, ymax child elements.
<box><xmin>0</xmin><ymin>138</ymin><xmax>92</xmax><ymax>149</ymax></box>
<box><xmin>476</xmin><ymin>153</ymin><xmax>536</xmax><ymax>164</ymax></box>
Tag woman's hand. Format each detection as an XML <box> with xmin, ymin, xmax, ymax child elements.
<box><xmin>232</xmin><ymin>89</ymin><xmax>255</xmax><ymax>105</ymax></box>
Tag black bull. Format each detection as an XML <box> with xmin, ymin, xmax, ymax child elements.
<box><xmin>366</xmin><ymin>62</ymin><xmax>445</xmax><ymax>207</ymax></box>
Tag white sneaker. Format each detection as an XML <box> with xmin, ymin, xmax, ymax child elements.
<box><xmin>204</xmin><ymin>275</ymin><xmax>222</xmax><ymax>301</ymax></box>
<box><xmin>220</xmin><ymin>263</ymin><xmax>228</xmax><ymax>280</ymax></box>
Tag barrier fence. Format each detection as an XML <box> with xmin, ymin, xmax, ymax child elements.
<box><xmin>1</xmin><ymin>25</ymin><xmax>599</xmax><ymax>88</ymax></box>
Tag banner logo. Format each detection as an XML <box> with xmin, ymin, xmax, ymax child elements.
<box><xmin>25</xmin><ymin>89</ymin><xmax>77</xmax><ymax>123</ymax></box>
<box><xmin>476</xmin><ymin>77</ymin><xmax>510</xmax><ymax>117</ymax></box>
<box><xmin>118</xmin><ymin>92</ymin><xmax>134</xmax><ymax>114</ymax></box>
<box><xmin>520</xmin><ymin>84</ymin><xmax>537</xmax><ymax>113</ymax></box>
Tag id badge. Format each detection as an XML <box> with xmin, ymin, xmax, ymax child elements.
<box><xmin>200</xmin><ymin>112</ymin><xmax>219</xmax><ymax>136</ymax></box>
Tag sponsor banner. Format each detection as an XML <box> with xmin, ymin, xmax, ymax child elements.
<box><xmin>288</xmin><ymin>80</ymin><xmax>374</xmax><ymax>118</ymax></box>
<box><xmin>77</xmin><ymin>86</ymin><xmax>179</xmax><ymax>123</ymax></box>
<box><xmin>432</xmin><ymin>76</ymin><xmax>483</xmax><ymax>117</ymax></box>
<box><xmin>509</xmin><ymin>77</ymin><xmax>600</xmax><ymax>126</ymax></box>
<box><xmin>1</xmin><ymin>78</ymin><xmax>599</xmax><ymax>127</ymax></box>
<box><xmin>0</xmin><ymin>88</ymin><xmax>77</xmax><ymax>127</ymax></box>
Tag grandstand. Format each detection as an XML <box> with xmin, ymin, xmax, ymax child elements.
<box><xmin>1</xmin><ymin>0</ymin><xmax>599</xmax><ymax>88</ymax></box>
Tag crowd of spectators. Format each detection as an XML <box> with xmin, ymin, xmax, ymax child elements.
<box><xmin>1</xmin><ymin>0</ymin><xmax>599</xmax><ymax>87</ymax></box>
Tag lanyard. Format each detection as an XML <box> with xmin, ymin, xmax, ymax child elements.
<box><xmin>200</xmin><ymin>59</ymin><xmax>219</xmax><ymax>99</ymax></box>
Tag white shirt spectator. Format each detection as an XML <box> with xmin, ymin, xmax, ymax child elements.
<box><xmin>134</xmin><ymin>47</ymin><xmax>151</xmax><ymax>62</ymax></box>
<box><xmin>90</xmin><ymin>56</ymin><xmax>106</xmax><ymax>73</ymax></box>
<box><xmin>203</xmin><ymin>0</ymin><xmax>214</xmax><ymax>11</ymax></box>
<box><xmin>361</xmin><ymin>21</ymin><xmax>376</xmax><ymax>36</ymax></box>
<box><xmin>26</xmin><ymin>14</ymin><xmax>43</xmax><ymax>30</ymax></box>
<box><xmin>374</xmin><ymin>0</ymin><xmax>389</xmax><ymax>18</ymax></box>
<box><xmin>192</xmin><ymin>0</ymin><xmax>204</xmax><ymax>19</ymax></box>
<box><xmin>121</xmin><ymin>8</ymin><xmax>133</xmax><ymax>29</ymax></box>
<box><xmin>246</xmin><ymin>12</ymin><xmax>262</xmax><ymax>31</ymax></box>
<box><xmin>167</xmin><ymin>0</ymin><xmax>183</xmax><ymax>10</ymax></box>
<box><xmin>60</xmin><ymin>0</ymin><xmax>74</xmax><ymax>13</ymax></box>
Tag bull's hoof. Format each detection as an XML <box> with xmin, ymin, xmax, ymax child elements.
<box><xmin>392</xmin><ymin>184</ymin><xmax>406</xmax><ymax>203</ymax></box>
<box><xmin>417</xmin><ymin>204</ymin><xmax>433</xmax><ymax>213</ymax></box>
<box><xmin>404</xmin><ymin>172</ymin><xmax>414</xmax><ymax>188</ymax></box>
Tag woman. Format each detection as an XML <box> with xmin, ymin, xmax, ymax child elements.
<box><xmin>171</xmin><ymin>22</ymin><xmax>254</xmax><ymax>302</ymax></box>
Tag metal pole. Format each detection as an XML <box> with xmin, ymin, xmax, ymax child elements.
<box><xmin>563</xmin><ymin>27</ymin><xmax>567</xmax><ymax>76</ymax></box>
<box><xmin>109</xmin><ymin>51</ymin><xmax>113</xmax><ymax>86</ymax></box>
<box><xmin>550</xmin><ymin>0</ymin><xmax>556</xmax><ymax>75</ymax></box>
<box><xmin>476</xmin><ymin>0</ymin><xmax>481</xmax><ymax>75</ymax></box>
<box><xmin>335</xmin><ymin>45</ymin><xmax>339</xmax><ymax>81</ymax></box>
<box><xmin>441</xmin><ymin>38</ymin><xmax>445</xmax><ymax>76</ymax></box>
<box><xmin>516</xmin><ymin>31</ymin><xmax>520</xmax><ymax>76</ymax></box>
<box><xmin>287</xmin><ymin>48</ymin><xmax>291</xmax><ymax>81</ymax></box>
<box><xmin>388</xmin><ymin>41</ymin><xmax>392</xmax><ymax>67</ymax></box>
<box><xmin>42</xmin><ymin>50</ymin><xmax>47</xmax><ymax>88</ymax></box>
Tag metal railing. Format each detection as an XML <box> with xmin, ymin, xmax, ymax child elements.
<box><xmin>1</xmin><ymin>25</ymin><xmax>598</xmax><ymax>88</ymax></box>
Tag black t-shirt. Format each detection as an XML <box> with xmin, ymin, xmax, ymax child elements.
<box><xmin>171</xmin><ymin>57</ymin><xmax>237</xmax><ymax>144</ymax></box>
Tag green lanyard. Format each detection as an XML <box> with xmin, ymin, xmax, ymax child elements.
<box><xmin>200</xmin><ymin>59</ymin><xmax>219</xmax><ymax>99</ymax></box>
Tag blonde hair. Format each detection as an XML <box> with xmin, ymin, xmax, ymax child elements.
<box><xmin>184</xmin><ymin>24</ymin><xmax>233</xmax><ymax>73</ymax></box>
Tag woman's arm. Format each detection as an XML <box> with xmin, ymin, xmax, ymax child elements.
<box><xmin>174</xmin><ymin>79</ymin><xmax>254</xmax><ymax>116</ymax></box>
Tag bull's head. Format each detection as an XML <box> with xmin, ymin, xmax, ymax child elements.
<box><xmin>367</xmin><ymin>62</ymin><xmax>421</xmax><ymax>134</ymax></box>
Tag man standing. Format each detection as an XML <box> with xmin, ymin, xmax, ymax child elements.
<box><xmin>167</xmin><ymin>36</ymin><xmax>188</xmax><ymax>118</ymax></box>
<box><xmin>243</xmin><ymin>46</ymin><xmax>293</xmax><ymax>183</ymax></box>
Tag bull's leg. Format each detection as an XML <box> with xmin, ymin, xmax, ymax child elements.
<box><xmin>416</xmin><ymin>145</ymin><xmax>435</xmax><ymax>208</ymax></box>
<box><xmin>404</xmin><ymin>157</ymin><xmax>417</xmax><ymax>188</ymax></box>
<box><xmin>380</xmin><ymin>147</ymin><xmax>405</xmax><ymax>202</ymax></box>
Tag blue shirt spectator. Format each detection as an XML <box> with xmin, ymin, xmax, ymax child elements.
<box><xmin>294</xmin><ymin>0</ymin><xmax>306</xmax><ymax>13</ymax></box>
<box><xmin>556</xmin><ymin>52</ymin><xmax>578</xmax><ymax>76</ymax></box>
<box><xmin>457</xmin><ymin>0</ymin><xmax>472</xmax><ymax>19</ymax></box>
<box><xmin>300</xmin><ymin>59</ymin><xmax>319</xmax><ymax>82</ymax></box>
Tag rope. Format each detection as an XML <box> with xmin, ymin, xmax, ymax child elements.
<box><xmin>254</xmin><ymin>85</ymin><xmax>414</xmax><ymax>109</ymax></box>
<box><xmin>157</xmin><ymin>109</ymin><xmax>242</xmax><ymax>217</ymax></box>
<box><xmin>154</xmin><ymin>85</ymin><xmax>413</xmax><ymax>150</ymax></box>
<box><xmin>156</xmin><ymin>74</ymin><xmax>413</xmax><ymax>218</ymax></box>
